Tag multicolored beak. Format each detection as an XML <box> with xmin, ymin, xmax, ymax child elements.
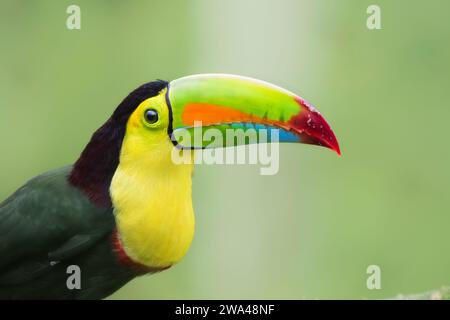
<box><xmin>166</xmin><ymin>74</ymin><xmax>340</xmax><ymax>155</ymax></box>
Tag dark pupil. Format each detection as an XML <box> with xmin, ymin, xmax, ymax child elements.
<box><xmin>145</xmin><ymin>109</ymin><xmax>159</xmax><ymax>124</ymax></box>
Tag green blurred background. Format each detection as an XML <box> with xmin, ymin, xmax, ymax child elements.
<box><xmin>1</xmin><ymin>0</ymin><xmax>449</xmax><ymax>299</ymax></box>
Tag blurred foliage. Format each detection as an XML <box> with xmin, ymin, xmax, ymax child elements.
<box><xmin>0</xmin><ymin>0</ymin><xmax>449</xmax><ymax>299</ymax></box>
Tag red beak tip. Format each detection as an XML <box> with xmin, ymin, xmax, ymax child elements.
<box><xmin>292</xmin><ymin>96</ymin><xmax>341</xmax><ymax>157</ymax></box>
<box><xmin>330</xmin><ymin>133</ymin><xmax>342</xmax><ymax>157</ymax></box>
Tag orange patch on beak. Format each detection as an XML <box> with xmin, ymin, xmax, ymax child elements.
<box><xmin>181</xmin><ymin>103</ymin><xmax>291</xmax><ymax>130</ymax></box>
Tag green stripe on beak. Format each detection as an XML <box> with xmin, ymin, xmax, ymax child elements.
<box><xmin>166</xmin><ymin>74</ymin><xmax>340</xmax><ymax>155</ymax></box>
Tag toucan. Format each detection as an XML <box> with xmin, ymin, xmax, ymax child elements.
<box><xmin>0</xmin><ymin>74</ymin><xmax>340</xmax><ymax>299</ymax></box>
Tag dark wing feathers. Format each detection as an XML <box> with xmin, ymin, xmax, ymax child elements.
<box><xmin>48</xmin><ymin>233</ymin><xmax>104</xmax><ymax>261</ymax></box>
<box><xmin>0</xmin><ymin>166</ymin><xmax>114</xmax><ymax>284</ymax></box>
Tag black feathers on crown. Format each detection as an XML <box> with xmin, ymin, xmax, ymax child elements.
<box><xmin>112</xmin><ymin>80</ymin><xmax>168</xmax><ymax>125</ymax></box>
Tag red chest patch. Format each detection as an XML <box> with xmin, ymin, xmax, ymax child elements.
<box><xmin>111</xmin><ymin>229</ymin><xmax>171</xmax><ymax>275</ymax></box>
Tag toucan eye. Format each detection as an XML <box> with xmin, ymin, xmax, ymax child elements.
<box><xmin>144</xmin><ymin>109</ymin><xmax>159</xmax><ymax>124</ymax></box>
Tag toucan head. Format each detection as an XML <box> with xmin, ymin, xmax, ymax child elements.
<box><xmin>71</xmin><ymin>74</ymin><xmax>340</xmax><ymax>206</ymax></box>
<box><xmin>121</xmin><ymin>74</ymin><xmax>340</xmax><ymax>155</ymax></box>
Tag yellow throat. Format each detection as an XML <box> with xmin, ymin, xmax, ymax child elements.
<box><xmin>110</xmin><ymin>90</ymin><xmax>195</xmax><ymax>268</ymax></box>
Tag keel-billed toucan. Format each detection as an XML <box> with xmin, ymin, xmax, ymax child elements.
<box><xmin>0</xmin><ymin>74</ymin><xmax>340</xmax><ymax>299</ymax></box>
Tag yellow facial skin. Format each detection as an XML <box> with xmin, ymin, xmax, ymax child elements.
<box><xmin>110</xmin><ymin>89</ymin><xmax>195</xmax><ymax>268</ymax></box>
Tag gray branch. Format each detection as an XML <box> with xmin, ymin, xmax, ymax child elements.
<box><xmin>390</xmin><ymin>287</ymin><xmax>450</xmax><ymax>300</ymax></box>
